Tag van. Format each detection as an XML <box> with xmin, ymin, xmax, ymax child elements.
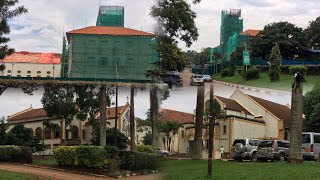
<box><xmin>257</xmin><ymin>140</ymin><xmax>290</xmax><ymax>161</ymax></box>
<box><xmin>302</xmin><ymin>132</ymin><xmax>320</xmax><ymax>161</ymax></box>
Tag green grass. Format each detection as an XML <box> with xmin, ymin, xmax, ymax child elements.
<box><xmin>0</xmin><ymin>170</ymin><xmax>40</xmax><ymax>180</ymax></box>
<box><xmin>214</xmin><ymin>72</ymin><xmax>320</xmax><ymax>93</ymax></box>
<box><xmin>32</xmin><ymin>156</ymin><xmax>57</xmax><ymax>166</ymax></box>
<box><xmin>160</xmin><ymin>160</ymin><xmax>320</xmax><ymax>180</ymax></box>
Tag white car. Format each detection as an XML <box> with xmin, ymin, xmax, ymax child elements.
<box><xmin>155</xmin><ymin>148</ymin><xmax>170</xmax><ymax>158</ymax></box>
<box><xmin>190</xmin><ymin>74</ymin><xmax>204</xmax><ymax>86</ymax></box>
<box><xmin>203</xmin><ymin>75</ymin><xmax>212</xmax><ymax>82</ymax></box>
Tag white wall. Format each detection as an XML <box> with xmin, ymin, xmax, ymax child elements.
<box><xmin>3</xmin><ymin>62</ymin><xmax>61</xmax><ymax>78</ymax></box>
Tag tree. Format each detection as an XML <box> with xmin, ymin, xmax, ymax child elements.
<box><xmin>91</xmin><ymin>126</ymin><xmax>128</xmax><ymax>150</ymax></box>
<box><xmin>269</xmin><ymin>45</ymin><xmax>281</xmax><ymax>82</ymax></box>
<box><xmin>41</xmin><ymin>84</ymin><xmax>77</xmax><ymax>145</ymax></box>
<box><xmin>130</xmin><ymin>85</ymin><xmax>135</xmax><ymax>150</ymax></box>
<box><xmin>159</xmin><ymin>121</ymin><xmax>182</xmax><ymax>151</ymax></box>
<box><xmin>288</xmin><ymin>73</ymin><xmax>304</xmax><ymax>163</ymax></box>
<box><xmin>251</xmin><ymin>22</ymin><xmax>308</xmax><ymax>60</ymax></box>
<box><xmin>305</xmin><ymin>16</ymin><xmax>320</xmax><ymax>50</ymax></box>
<box><xmin>142</xmin><ymin>131</ymin><xmax>152</xmax><ymax>146</ymax></box>
<box><xmin>0</xmin><ymin>0</ymin><xmax>27</xmax><ymax>60</ymax></box>
<box><xmin>6</xmin><ymin>123</ymin><xmax>44</xmax><ymax>152</ymax></box>
<box><xmin>303</xmin><ymin>86</ymin><xmax>320</xmax><ymax>132</ymax></box>
<box><xmin>0</xmin><ymin>116</ymin><xmax>7</xmax><ymax>145</ymax></box>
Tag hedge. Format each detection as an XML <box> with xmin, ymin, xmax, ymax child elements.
<box><xmin>119</xmin><ymin>151</ymin><xmax>160</xmax><ymax>171</ymax></box>
<box><xmin>244</xmin><ymin>67</ymin><xmax>260</xmax><ymax>81</ymax></box>
<box><xmin>136</xmin><ymin>144</ymin><xmax>154</xmax><ymax>153</ymax></box>
<box><xmin>0</xmin><ymin>145</ymin><xmax>32</xmax><ymax>163</ymax></box>
<box><xmin>76</xmin><ymin>146</ymin><xmax>107</xmax><ymax>170</ymax></box>
<box><xmin>53</xmin><ymin>146</ymin><xmax>77</xmax><ymax>166</ymax></box>
<box><xmin>289</xmin><ymin>65</ymin><xmax>307</xmax><ymax>75</ymax></box>
<box><xmin>258</xmin><ymin>65</ymin><xmax>320</xmax><ymax>75</ymax></box>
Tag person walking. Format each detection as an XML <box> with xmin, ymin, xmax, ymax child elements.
<box><xmin>219</xmin><ymin>146</ymin><xmax>224</xmax><ymax>159</ymax></box>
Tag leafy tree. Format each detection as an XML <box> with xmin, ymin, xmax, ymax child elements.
<box><xmin>269</xmin><ymin>45</ymin><xmax>281</xmax><ymax>82</ymax></box>
<box><xmin>91</xmin><ymin>126</ymin><xmax>128</xmax><ymax>150</ymax></box>
<box><xmin>41</xmin><ymin>84</ymin><xmax>77</xmax><ymax>145</ymax></box>
<box><xmin>305</xmin><ymin>16</ymin><xmax>320</xmax><ymax>50</ymax></box>
<box><xmin>136</xmin><ymin>118</ymin><xmax>151</xmax><ymax>132</ymax></box>
<box><xmin>0</xmin><ymin>0</ymin><xmax>27</xmax><ymax>60</ymax></box>
<box><xmin>303</xmin><ymin>86</ymin><xmax>320</xmax><ymax>132</ymax></box>
<box><xmin>142</xmin><ymin>131</ymin><xmax>152</xmax><ymax>146</ymax></box>
<box><xmin>251</xmin><ymin>22</ymin><xmax>308</xmax><ymax>60</ymax></box>
<box><xmin>6</xmin><ymin>123</ymin><xmax>44</xmax><ymax>152</ymax></box>
<box><xmin>0</xmin><ymin>116</ymin><xmax>7</xmax><ymax>145</ymax></box>
<box><xmin>159</xmin><ymin>121</ymin><xmax>182</xmax><ymax>151</ymax></box>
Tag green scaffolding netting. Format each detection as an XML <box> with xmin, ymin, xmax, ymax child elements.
<box><xmin>96</xmin><ymin>6</ymin><xmax>124</xmax><ymax>27</ymax></box>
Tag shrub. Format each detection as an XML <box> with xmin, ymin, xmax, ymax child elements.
<box><xmin>14</xmin><ymin>146</ymin><xmax>32</xmax><ymax>164</ymax></box>
<box><xmin>119</xmin><ymin>151</ymin><xmax>160</xmax><ymax>171</ymax></box>
<box><xmin>244</xmin><ymin>67</ymin><xmax>260</xmax><ymax>81</ymax></box>
<box><xmin>53</xmin><ymin>146</ymin><xmax>77</xmax><ymax>166</ymax></box>
<box><xmin>0</xmin><ymin>145</ymin><xmax>21</xmax><ymax>162</ymax></box>
<box><xmin>105</xmin><ymin>146</ymin><xmax>119</xmax><ymax>159</ymax></box>
<box><xmin>289</xmin><ymin>65</ymin><xmax>307</xmax><ymax>75</ymax></box>
<box><xmin>76</xmin><ymin>146</ymin><xmax>107</xmax><ymax>170</ymax></box>
<box><xmin>136</xmin><ymin>144</ymin><xmax>154</xmax><ymax>153</ymax></box>
<box><xmin>220</xmin><ymin>69</ymin><xmax>229</xmax><ymax>77</ymax></box>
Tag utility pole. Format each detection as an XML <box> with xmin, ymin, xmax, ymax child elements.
<box><xmin>208</xmin><ymin>82</ymin><xmax>214</xmax><ymax>176</ymax></box>
<box><xmin>114</xmin><ymin>63</ymin><xmax>119</xmax><ymax>147</ymax></box>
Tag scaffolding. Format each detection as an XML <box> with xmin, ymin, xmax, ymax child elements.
<box><xmin>220</xmin><ymin>9</ymin><xmax>243</xmax><ymax>61</ymax></box>
<box><xmin>65</xmin><ymin>34</ymin><xmax>159</xmax><ymax>81</ymax></box>
<box><xmin>96</xmin><ymin>6</ymin><xmax>124</xmax><ymax>27</ymax></box>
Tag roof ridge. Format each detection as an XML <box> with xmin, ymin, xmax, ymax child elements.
<box><xmin>8</xmin><ymin>107</ymin><xmax>33</xmax><ymax>120</ymax></box>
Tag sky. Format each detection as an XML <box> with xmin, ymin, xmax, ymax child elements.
<box><xmin>7</xmin><ymin>0</ymin><xmax>320</xmax><ymax>53</ymax></box>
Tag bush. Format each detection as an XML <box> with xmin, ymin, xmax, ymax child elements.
<box><xmin>244</xmin><ymin>67</ymin><xmax>260</xmax><ymax>81</ymax></box>
<box><xmin>0</xmin><ymin>145</ymin><xmax>21</xmax><ymax>162</ymax></box>
<box><xmin>53</xmin><ymin>146</ymin><xmax>77</xmax><ymax>166</ymax></box>
<box><xmin>105</xmin><ymin>146</ymin><xmax>119</xmax><ymax>159</ymax></box>
<box><xmin>221</xmin><ymin>69</ymin><xmax>229</xmax><ymax>77</ymax></box>
<box><xmin>136</xmin><ymin>144</ymin><xmax>154</xmax><ymax>153</ymax></box>
<box><xmin>14</xmin><ymin>146</ymin><xmax>32</xmax><ymax>164</ymax></box>
<box><xmin>289</xmin><ymin>65</ymin><xmax>307</xmax><ymax>75</ymax></box>
<box><xmin>76</xmin><ymin>146</ymin><xmax>107</xmax><ymax>170</ymax></box>
<box><xmin>119</xmin><ymin>151</ymin><xmax>160</xmax><ymax>171</ymax></box>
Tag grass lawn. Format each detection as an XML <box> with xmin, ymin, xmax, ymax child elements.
<box><xmin>32</xmin><ymin>156</ymin><xmax>57</xmax><ymax>166</ymax></box>
<box><xmin>0</xmin><ymin>170</ymin><xmax>40</xmax><ymax>180</ymax></box>
<box><xmin>214</xmin><ymin>72</ymin><xmax>320</xmax><ymax>93</ymax></box>
<box><xmin>160</xmin><ymin>160</ymin><xmax>320</xmax><ymax>180</ymax></box>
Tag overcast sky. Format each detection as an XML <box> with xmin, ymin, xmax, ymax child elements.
<box><xmin>8</xmin><ymin>0</ymin><xmax>320</xmax><ymax>53</ymax></box>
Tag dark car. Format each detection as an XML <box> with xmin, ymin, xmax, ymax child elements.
<box><xmin>159</xmin><ymin>74</ymin><xmax>183</xmax><ymax>88</ymax></box>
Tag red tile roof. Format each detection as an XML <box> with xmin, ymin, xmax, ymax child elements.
<box><xmin>7</xmin><ymin>108</ymin><xmax>48</xmax><ymax>122</ymax></box>
<box><xmin>159</xmin><ymin>109</ymin><xmax>194</xmax><ymax>124</ymax></box>
<box><xmin>216</xmin><ymin>96</ymin><xmax>252</xmax><ymax>115</ymax></box>
<box><xmin>240</xmin><ymin>29</ymin><xmax>261</xmax><ymax>37</ymax></box>
<box><xmin>66</xmin><ymin>26</ymin><xmax>154</xmax><ymax>36</ymax></box>
<box><xmin>2</xmin><ymin>52</ymin><xmax>61</xmax><ymax>64</ymax></box>
<box><xmin>95</xmin><ymin>103</ymin><xmax>129</xmax><ymax>120</ymax></box>
<box><xmin>248</xmin><ymin>95</ymin><xmax>291</xmax><ymax>128</ymax></box>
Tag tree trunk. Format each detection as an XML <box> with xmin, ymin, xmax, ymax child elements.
<box><xmin>114</xmin><ymin>84</ymin><xmax>118</xmax><ymax>146</ymax></box>
<box><xmin>208</xmin><ymin>83</ymin><xmax>214</xmax><ymax>176</ymax></box>
<box><xmin>99</xmin><ymin>85</ymin><xmax>107</xmax><ymax>146</ymax></box>
<box><xmin>60</xmin><ymin>120</ymin><xmax>63</xmax><ymax>145</ymax></box>
<box><xmin>79</xmin><ymin>120</ymin><xmax>83</xmax><ymax>144</ymax></box>
<box><xmin>288</xmin><ymin>75</ymin><xmax>304</xmax><ymax>163</ymax></box>
<box><xmin>64</xmin><ymin>119</ymin><xmax>67</xmax><ymax>145</ymax></box>
<box><xmin>150</xmin><ymin>86</ymin><xmax>159</xmax><ymax>147</ymax></box>
<box><xmin>130</xmin><ymin>85</ymin><xmax>135</xmax><ymax>151</ymax></box>
<box><xmin>193</xmin><ymin>85</ymin><xmax>205</xmax><ymax>159</ymax></box>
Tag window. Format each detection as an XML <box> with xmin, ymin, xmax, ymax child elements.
<box><xmin>302</xmin><ymin>134</ymin><xmax>311</xmax><ymax>143</ymax></box>
<box><xmin>54</xmin><ymin>126</ymin><xmax>60</xmax><ymax>138</ymax></box>
<box><xmin>259</xmin><ymin>141</ymin><xmax>272</xmax><ymax>148</ymax></box>
<box><xmin>27</xmin><ymin>75</ymin><xmax>31</xmax><ymax>77</ymax></box>
<box><xmin>7</xmin><ymin>70</ymin><xmax>11</xmax><ymax>73</ymax></box>
<box><xmin>314</xmin><ymin>134</ymin><xmax>320</xmax><ymax>143</ymax></box>
<box><xmin>47</xmin><ymin>71</ymin><xmax>51</xmax><ymax>74</ymax></box>
<box><xmin>35</xmin><ymin>128</ymin><xmax>42</xmax><ymax>139</ymax></box>
<box><xmin>181</xmin><ymin>130</ymin><xmax>184</xmax><ymax>138</ymax></box>
<box><xmin>99</xmin><ymin>57</ymin><xmax>107</xmax><ymax>65</ymax></box>
<box><xmin>71</xmin><ymin>126</ymin><xmax>79</xmax><ymax>139</ymax></box>
<box><xmin>45</xmin><ymin>128</ymin><xmax>51</xmax><ymax>139</ymax></box>
<box><xmin>223</xmin><ymin>125</ymin><xmax>227</xmax><ymax>135</ymax></box>
<box><xmin>17</xmin><ymin>70</ymin><xmax>21</xmax><ymax>74</ymax></box>
<box><xmin>37</xmin><ymin>71</ymin><xmax>41</xmax><ymax>74</ymax></box>
<box><xmin>17</xmin><ymin>75</ymin><xmax>21</xmax><ymax>77</ymax></box>
<box><xmin>27</xmin><ymin>71</ymin><xmax>31</xmax><ymax>74</ymax></box>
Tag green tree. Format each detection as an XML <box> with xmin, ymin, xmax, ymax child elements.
<box><xmin>142</xmin><ymin>131</ymin><xmax>152</xmax><ymax>146</ymax></box>
<box><xmin>303</xmin><ymin>86</ymin><xmax>320</xmax><ymax>132</ymax></box>
<box><xmin>41</xmin><ymin>85</ymin><xmax>77</xmax><ymax>145</ymax></box>
<box><xmin>159</xmin><ymin>121</ymin><xmax>182</xmax><ymax>151</ymax></box>
<box><xmin>0</xmin><ymin>116</ymin><xmax>7</xmax><ymax>145</ymax></box>
<box><xmin>0</xmin><ymin>0</ymin><xmax>27</xmax><ymax>60</ymax></box>
<box><xmin>305</xmin><ymin>16</ymin><xmax>320</xmax><ymax>50</ymax></box>
<box><xmin>269</xmin><ymin>45</ymin><xmax>281</xmax><ymax>82</ymax></box>
<box><xmin>91</xmin><ymin>126</ymin><xmax>128</xmax><ymax>150</ymax></box>
<box><xmin>251</xmin><ymin>22</ymin><xmax>307</xmax><ymax>60</ymax></box>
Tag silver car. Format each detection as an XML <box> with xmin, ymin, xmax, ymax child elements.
<box><xmin>257</xmin><ymin>140</ymin><xmax>290</xmax><ymax>161</ymax></box>
<box><xmin>155</xmin><ymin>148</ymin><xmax>170</xmax><ymax>158</ymax></box>
<box><xmin>190</xmin><ymin>74</ymin><xmax>204</xmax><ymax>86</ymax></box>
<box><xmin>302</xmin><ymin>132</ymin><xmax>320</xmax><ymax>161</ymax></box>
<box><xmin>203</xmin><ymin>75</ymin><xmax>212</xmax><ymax>82</ymax></box>
<box><xmin>231</xmin><ymin>138</ymin><xmax>261</xmax><ymax>162</ymax></box>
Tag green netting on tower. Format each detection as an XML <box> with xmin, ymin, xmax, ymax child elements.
<box><xmin>96</xmin><ymin>6</ymin><xmax>124</xmax><ymax>27</ymax></box>
<box><xmin>61</xmin><ymin>37</ymin><xmax>69</xmax><ymax>78</ymax></box>
<box><xmin>67</xmin><ymin>34</ymin><xmax>159</xmax><ymax>81</ymax></box>
<box><xmin>226</xmin><ymin>33</ymin><xmax>250</xmax><ymax>61</ymax></box>
<box><xmin>220</xmin><ymin>9</ymin><xmax>243</xmax><ymax>61</ymax></box>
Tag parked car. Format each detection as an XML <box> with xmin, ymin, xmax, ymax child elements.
<box><xmin>203</xmin><ymin>75</ymin><xmax>212</xmax><ymax>82</ymax></box>
<box><xmin>302</xmin><ymin>132</ymin><xmax>320</xmax><ymax>161</ymax></box>
<box><xmin>155</xmin><ymin>148</ymin><xmax>170</xmax><ymax>158</ymax></box>
<box><xmin>159</xmin><ymin>74</ymin><xmax>183</xmax><ymax>89</ymax></box>
<box><xmin>190</xmin><ymin>74</ymin><xmax>204</xmax><ymax>86</ymax></box>
<box><xmin>257</xmin><ymin>140</ymin><xmax>290</xmax><ymax>161</ymax></box>
<box><xmin>231</xmin><ymin>138</ymin><xmax>261</xmax><ymax>162</ymax></box>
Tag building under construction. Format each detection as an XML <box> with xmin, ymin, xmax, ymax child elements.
<box><xmin>61</xmin><ymin>6</ymin><xmax>159</xmax><ymax>81</ymax></box>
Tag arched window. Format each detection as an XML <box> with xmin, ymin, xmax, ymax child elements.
<box><xmin>45</xmin><ymin>128</ymin><xmax>51</xmax><ymax>139</ymax></box>
<box><xmin>71</xmin><ymin>126</ymin><xmax>79</xmax><ymax>139</ymax></box>
<box><xmin>54</xmin><ymin>125</ymin><xmax>61</xmax><ymax>138</ymax></box>
<box><xmin>35</xmin><ymin>127</ymin><xmax>42</xmax><ymax>139</ymax></box>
